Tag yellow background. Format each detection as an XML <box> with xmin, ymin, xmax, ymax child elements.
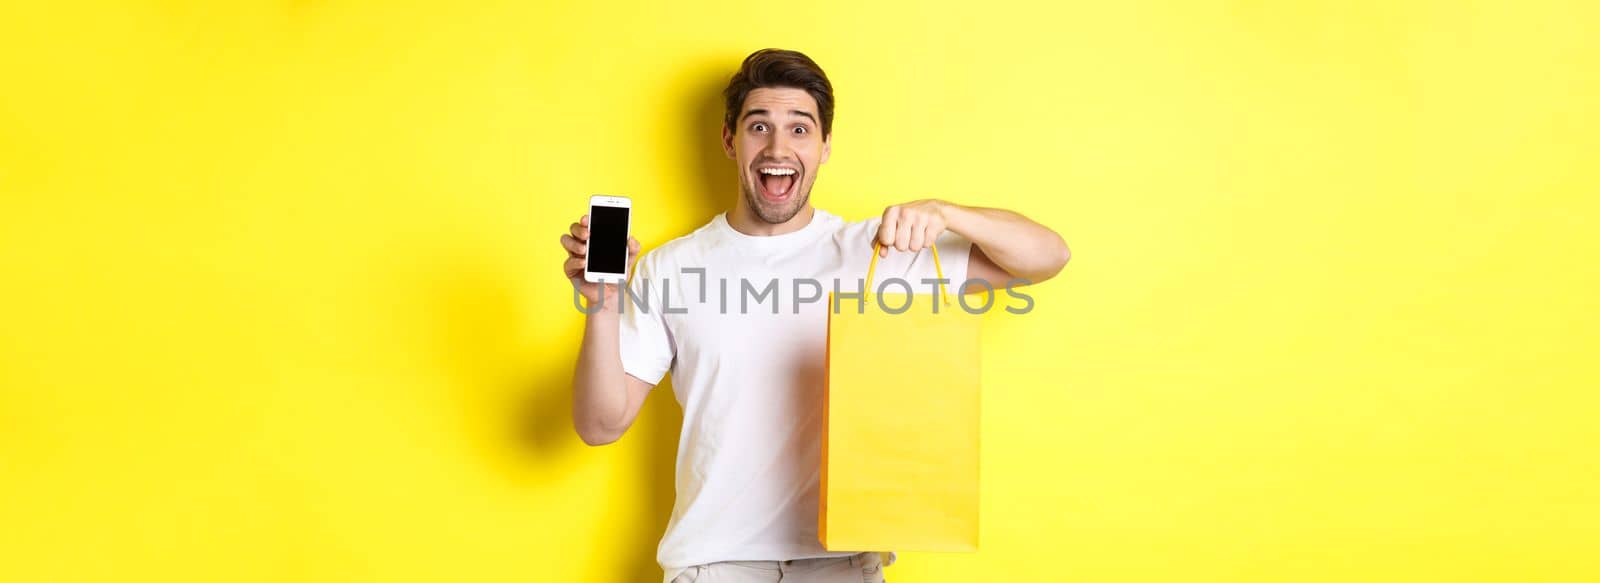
<box><xmin>2</xmin><ymin>1</ymin><xmax>1597</xmax><ymax>581</ymax></box>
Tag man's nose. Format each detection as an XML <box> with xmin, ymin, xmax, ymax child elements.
<box><xmin>762</xmin><ymin>132</ymin><xmax>793</xmax><ymax>156</ymax></box>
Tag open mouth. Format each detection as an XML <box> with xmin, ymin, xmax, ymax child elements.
<box><xmin>755</xmin><ymin>164</ymin><xmax>800</xmax><ymax>202</ymax></box>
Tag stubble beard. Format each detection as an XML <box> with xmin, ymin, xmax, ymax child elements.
<box><xmin>741</xmin><ymin>176</ymin><xmax>811</xmax><ymax>224</ymax></box>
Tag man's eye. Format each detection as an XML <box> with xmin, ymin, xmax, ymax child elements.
<box><xmin>794</xmin><ymin>126</ymin><xmax>808</xmax><ymax>135</ymax></box>
<box><xmin>751</xmin><ymin>122</ymin><xmax>768</xmax><ymax>132</ymax></box>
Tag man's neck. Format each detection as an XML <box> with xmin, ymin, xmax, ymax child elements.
<box><xmin>726</xmin><ymin>203</ymin><xmax>816</xmax><ymax>237</ymax></box>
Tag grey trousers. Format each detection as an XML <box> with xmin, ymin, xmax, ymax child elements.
<box><xmin>669</xmin><ymin>552</ymin><xmax>887</xmax><ymax>583</ymax></box>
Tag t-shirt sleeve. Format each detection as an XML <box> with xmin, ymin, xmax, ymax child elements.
<box><xmin>617</xmin><ymin>251</ymin><xmax>674</xmax><ymax>386</ymax></box>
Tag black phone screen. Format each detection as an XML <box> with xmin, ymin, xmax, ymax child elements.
<box><xmin>587</xmin><ymin>205</ymin><xmax>629</xmax><ymax>275</ymax></box>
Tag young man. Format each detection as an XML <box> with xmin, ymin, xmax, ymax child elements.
<box><xmin>560</xmin><ymin>49</ymin><xmax>1070</xmax><ymax>583</ymax></box>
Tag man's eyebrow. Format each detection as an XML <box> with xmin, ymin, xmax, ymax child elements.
<box><xmin>739</xmin><ymin>108</ymin><xmax>818</xmax><ymax>124</ymax></box>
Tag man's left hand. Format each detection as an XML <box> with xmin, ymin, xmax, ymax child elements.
<box><xmin>875</xmin><ymin>199</ymin><xmax>955</xmax><ymax>258</ymax></box>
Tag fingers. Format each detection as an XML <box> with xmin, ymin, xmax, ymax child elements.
<box><xmin>563</xmin><ymin>213</ymin><xmax>594</xmax><ymax>260</ymax></box>
<box><xmin>877</xmin><ymin>203</ymin><xmax>948</xmax><ymax>256</ymax></box>
<box><xmin>894</xmin><ymin>218</ymin><xmax>913</xmax><ymax>252</ymax></box>
<box><xmin>628</xmin><ymin>236</ymin><xmax>641</xmax><ymax>256</ymax></box>
<box><xmin>877</xmin><ymin>206</ymin><xmax>898</xmax><ymax>257</ymax></box>
<box><xmin>878</xmin><ymin>206</ymin><xmax>899</xmax><ymax>246</ymax></box>
<box><xmin>563</xmin><ymin>214</ymin><xmax>591</xmax><ymax>276</ymax></box>
<box><xmin>560</xmin><ymin>234</ymin><xmax>586</xmax><ymax>257</ymax></box>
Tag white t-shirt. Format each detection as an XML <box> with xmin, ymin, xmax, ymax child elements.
<box><xmin>617</xmin><ymin>208</ymin><xmax>971</xmax><ymax>580</ymax></box>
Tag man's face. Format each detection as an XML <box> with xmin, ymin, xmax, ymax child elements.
<box><xmin>723</xmin><ymin>87</ymin><xmax>831</xmax><ymax>224</ymax></box>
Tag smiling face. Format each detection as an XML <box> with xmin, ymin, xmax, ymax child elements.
<box><xmin>723</xmin><ymin>87</ymin><xmax>831</xmax><ymax>226</ymax></box>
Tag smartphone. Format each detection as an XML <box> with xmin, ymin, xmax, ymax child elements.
<box><xmin>583</xmin><ymin>195</ymin><xmax>632</xmax><ymax>283</ymax></box>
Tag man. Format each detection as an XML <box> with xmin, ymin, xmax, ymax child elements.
<box><xmin>559</xmin><ymin>49</ymin><xmax>1069</xmax><ymax>582</ymax></box>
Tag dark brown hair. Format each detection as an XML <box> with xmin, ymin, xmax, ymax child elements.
<box><xmin>723</xmin><ymin>49</ymin><xmax>835</xmax><ymax>136</ymax></box>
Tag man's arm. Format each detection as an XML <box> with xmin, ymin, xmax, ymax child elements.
<box><xmin>562</xmin><ymin>215</ymin><xmax>653</xmax><ymax>446</ymax></box>
<box><xmin>572</xmin><ymin>306</ymin><xmax>654</xmax><ymax>446</ymax></box>
<box><xmin>876</xmin><ymin>199</ymin><xmax>1071</xmax><ymax>290</ymax></box>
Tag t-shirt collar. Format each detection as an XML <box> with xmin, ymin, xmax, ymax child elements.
<box><xmin>713</xmin><ymin>207</ymin><xmax>834</xmax><ymax>250</ymax></box>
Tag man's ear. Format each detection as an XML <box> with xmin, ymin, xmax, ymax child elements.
<box><xmin>821</xmin><ymin>132</ymin><xmax>832</xmax><ymax>165</ymax></box>
<box><xmin>721</xmin><ymin>124</ymin><xmax>736</xmax><ymax>160</ymax></box>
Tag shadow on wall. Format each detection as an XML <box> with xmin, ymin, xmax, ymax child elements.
<box><xmin>517</xmin><ymin>371</ymin><xmax>683</xmax><ymax>583</ymax></box>
<box><xmin>423</xmin><ymin>249</ymin><xmax>682</xmax><ymax>582</ymax></box>
<box><xmin>679</xmin><ymin>58</ymin><xmax>741</xmax><ymax>228</ymax></box>
<box><xmin>432</xmin><ymin>60</ymin><xmax>740</xmax><ymax>582</ymax></box>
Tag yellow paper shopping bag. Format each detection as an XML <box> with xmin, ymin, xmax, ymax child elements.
<box><xmin>820</xmin><ymin>242</ymin><xmax>981</xmax><ymax>552</ymax></box>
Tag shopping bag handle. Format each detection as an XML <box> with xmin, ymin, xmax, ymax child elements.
<box><xmin>867</xmin><ymin>241</ymin><xmax>952</xmax><ymax>306</ymax></box>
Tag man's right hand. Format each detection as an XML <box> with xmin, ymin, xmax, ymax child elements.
<box><xmin>561</xmin><ymin>213</ymin><xmax>642</xmax><ymax>308</ymax></box>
